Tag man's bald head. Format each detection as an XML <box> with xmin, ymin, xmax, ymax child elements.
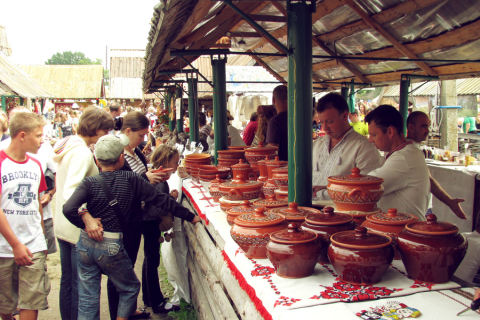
<box><xmin>406</xmin><ymin>111</ymin><xmax>430</xmax><ymax>143</ymax></box>
<box><xmin>272</xmin><ymin>85</ymin><xmax>288</xmax><ymax>113</ymax></box>
<box><xmin>9</xmin><ymin>106</ymin><xmax>29</xmax><ymax>119</ymax></box>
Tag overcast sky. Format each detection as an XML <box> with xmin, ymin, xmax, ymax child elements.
<box><xmin>0</xmin><ymin>0</ymin><xmax>158</xmax><ymax>67</ymax></box>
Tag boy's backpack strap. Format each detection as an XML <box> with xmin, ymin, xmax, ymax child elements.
<box><xmin>93</xmin><ymin>175</ymin><xmax>126</xmax><ymax>231</ymax></box>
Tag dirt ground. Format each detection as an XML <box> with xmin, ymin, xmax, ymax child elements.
<box><xmin>38</xmin><ymin>196</ymin><xmax>173</xmax><ymax>320</ymax></box>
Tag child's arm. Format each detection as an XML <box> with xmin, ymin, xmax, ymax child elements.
<box><xmin>63</xmin><ymin>180</ymin><xmax>91</xmax><ymax>229</ymax></box>
<box><xmin>0</xmin><ymin>197</ymin><xmax>33</xmax><ymax>265</ymax></box>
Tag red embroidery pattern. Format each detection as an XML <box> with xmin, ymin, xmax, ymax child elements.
<box><xmin>410</xmin><ymin>280</ymin><xmax>433</xmax><ymax>290</ymax></box>
<box><xmin>312</xmin><ymin>281</ymin><xmax>402</xmax><ymax>302</ymax></box>
<box><xmin>274</xmin><ymin>296</ymin><xmax>301</xmax><ymax>307</ymax></box>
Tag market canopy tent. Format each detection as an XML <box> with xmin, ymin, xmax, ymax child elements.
<box><xmin>21</xmin><ymin>65</ymin><xmax>104</xmax><ymax>99</ymax></box>
<box><xmin>143</xmin><ymin>0</ymin><xmax>480</xmax><ymax>92</ymax></box>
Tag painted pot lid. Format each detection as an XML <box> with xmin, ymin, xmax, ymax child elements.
<box><xmin>219</xmin><ymin>176</ymin><xmax>263</xmax><ymax>189</ymax></box>
<box><xmin>366</xmin><ymin>208</ymin><xmax>418</xmax><ymax>226</ymax></box>
<box><xmin>254</xmin><ymin>194</ymin><xmax>288</xmax><ymax>208</ymax></box>
<box><xmin>331</xmin><ymin>227</ymin><xmax>392</xmax><ymax>250</ymax></box>
<box><xmin>305</xmin><ymin>206</ymin><xmax>353</xmax><ymax>226</ymax></box>
<box><xmin>270</xmin><ymin>223</ymin><xmax>318</xmax><ymax>244</ymax></box>
<box><xmin>231</xmin><ymin>159</ymin><xmax>251</xmax><ymax>170</ymax></box>
<box><xmin>265</xmin><ymin>156</ymin><xmax>288</xmax><ymax>167</ymax></box>
<box><xmin>268</xmin><ymin>202</ymin><xmax>321</xmax><ymax>219</ymax></box>
<box><xmin>198</xmin><ymin>165</ymin><xmax>230</xmax><ymax>173</ymax></box>
<box><xmin>210</xmin><ymin>174</ymin><xmax>226</xmax><ymax>185</ymax></box>
<box><xmin>227</xmin><ymin>200</ymin><xmax>260</xmax><ymax>214</ymax></box>
<box><xmin>235</xmin><ymin>207</ymin><xmax>285</xmax><ymax>227</ymax></box>
<box><xmin>245</xmin><ymin>141</ymin><xmax>278</xmax><ymax>153</ymax></box>
<box><xmin>272</xmin><ymin>166</ymin><xmax>288</xmax><ymax>174</ymax></box>
<box><xmin>327</xmin><ymin>167</ymin><xmax>384</xmax><ymax>185</ymax></box>
<box><xmin>405</xmin><ymin>214</ymin><xmax>458</xmax><ymax>235</ymax></box>
<box><xmin>258</xmin><ymin>155</ymin><xmax>272</xmax><ymax>165</ymax></box>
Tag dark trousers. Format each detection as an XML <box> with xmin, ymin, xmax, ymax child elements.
<box><xmin>107</xmin><ymin>222</ymin><xmax>142</xmax><ymax>320</ymax></box>
<box><xmin>141</xmin><ymin>220</ymin><xmax>165</xmax><ymax>307</ymax></box>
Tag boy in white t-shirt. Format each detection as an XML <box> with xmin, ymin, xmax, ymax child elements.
<box><xmin>0</xmin><ymin>112</ymin><xmax>50</xmax><ymax>320</ymax></box>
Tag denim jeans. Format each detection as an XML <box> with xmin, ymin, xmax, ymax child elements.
<box><xmin>77</xmin><ymin>231</ymin><xmax>140</xmax><ymax>320</ymax></box>
<box><xmin>58</xmin><ymin>239</ymin><xmax>78</xmax><ymax>320</ymax></box>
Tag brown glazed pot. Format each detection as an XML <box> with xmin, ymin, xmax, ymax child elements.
<box><xmin>217</xmin><ymin>158</ymin><xmax>243</xmax><ymax>169</ymax></box>
<box><xmin>231</xmin><ymin>159</ymin><xmax>257</xmax><ymax>181</ymax></box>
<box><xmin>226</xmin><ymin>200</ymin><xmax>261</xmax><ymax>226</ymax></box>
<box><xmin>302</xmin><ymin>206</ymin><xmax>356</xmax><ymax>264</ymax></box>
<box><xmin>198</xmin><ymin>165</ymin><xmax>231</xmax><ymax>181</ymax></box>
<box><xmin>218</xmin><ymin>175</ymin><xmax>263</xmax><ymax>201</ymax></box>
<box><xmin>257</xmin><ymin>156</ymin><xmax>270</xmax><ymax>183</ymax></box>
<box><xmin>185</xmin><ymin>154</ymin><xmax>212</xmax><ymax>175</ymax></box>
<box><xmin>244</xmin><ymin>141</ymin><xmax>278</xmax><ymax>172</ymax></box>
<box><xmin>268</xmin><ymin>202</ymin><xmax>320</xmax><ymax>224</ymax></box>
<box><xmin>274</xmin><ymin>189</ymin><xmax>288</xmax><ymax>201</ymax></box>
<box><xmin>397</xmin><ymin>214</ymin><xmax>468</xmax><ymax>284</ymax></box>
<box><xmin>209</xmin><ymin>174</ymin><xmax>226</xmax><ymax>202</ymax></box>
<box><xmin>328</xmin><ymin>227</ymin><xmax>394</xmax><ymax>285</ymax></box>
<box><xmin>228</xmin><ymin>146</ymin><xmax>250</xmax><ymax>151</ymax></box>
<box><xmin>263</xmin><ymin>157</ymin><xmax>287</xmax><ymax>196</ymax></box>
<box><xmin>217</xmin><ymin>150</ymin><xmax>246</xmax><ymax>160</ymax></box>
<box><xmin>231</xmin><ymin>207</ymin><xmax>288</xmax><ymax>259</ymax></box>
<box><xmin>361</xmin><ymin>208</ymin><xmax>418</xmax><ymax>260</ymax></box>
<box><xmin>327</xmin><ymin>167</ymin><xmax>384</xmax><ymax>212</ymax></box>
<box><xmin>254</xmin><ymin>194</ymin><xmax>288</xmax><ymax>209</ymax></box>
<box><xmin>266</xmin><ymin>223</ymin><xmax>321</xmax><ymax>278</ymax></box>
<box><xmin>272</xmin><ymin>166</ymin><xmax>288</xmax><ymax>192</ymax></box>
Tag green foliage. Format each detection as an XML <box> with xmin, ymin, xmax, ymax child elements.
<box><xmin>45</xmin><ymin>51</ymin><xmax>102</xmax><ymax>65</ymax></box>
<box><xmin>168</xmin><ymin>299</ymin><xmax>197</xmax><ymax>320</ymax></box>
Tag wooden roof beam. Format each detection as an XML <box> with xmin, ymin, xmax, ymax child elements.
<box><xmin>345</xmin><ymin>0</ymin><xmax>438</xmax><ymax>76</ymax></box>
<box><xmin>270</xmin><ymin>1</ymin><xmax>287</xmax><ymax>17</ymax></box>
<box><xmin>248</xmin><ymin>14</ymin><xmax>286</xmax><ymax>23</ymax></box>
<box><xmin>247</xmin><ymin>50</ymin><xmax>286</xmax><ymax>83</ymax></box>
<box><xmin>229</xmin><ymin>32</ymin><xmax>262</xmax><ymax>38</ymax></box>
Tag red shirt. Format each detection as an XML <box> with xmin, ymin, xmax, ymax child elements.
<box><xmin>242</xmin><ymin>121</ymin><xmax>258</xmax><ymax>146</ymax></box>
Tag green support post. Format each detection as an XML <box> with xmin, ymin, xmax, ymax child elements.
<box><xmin>167</xmin><ymin>88</ymin><xmax>176</xmax><ymax>132</ymax></box>
<box><xmin>399</xmin><ymin>77</ymin><xmax>410</xmax><ymax>135</ymax></box>
<box><xmin>348</xmin><ymin>80</ymin><xmax>355</xmax><ymax>113</ymax></box>
<box><xmin>212</xmin><ymin>56</ymin><xmax>228</xmax><ymax>165</ymax></box>
<box><xmin>1</xmin><ymin>96</ymin><xmax>5</xmax><ymax>111</ymax></box>
<box><xmin>341</xmin><ymin>86</ymin><xmax>349</xmax><ymax>103</ymax></box>
<box><xmin>188</xmin><ymin>76</ymin><xmax>199</xmax><ymax>143</ymax></box>
<box><xmin>287</xmin><ymin>1</ymin><xmax>313</xmax><ymax>206</ymax></box>
<box><xmin>176</xmin><ymin>86</ymin><xmax>184</xmax><ymax>133</ymax></box>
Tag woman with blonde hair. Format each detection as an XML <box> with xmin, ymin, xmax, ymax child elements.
<box><xmin>251</xmin><ymin>105</ymin><xmax>277</xmax><ymax>146</ymax></box>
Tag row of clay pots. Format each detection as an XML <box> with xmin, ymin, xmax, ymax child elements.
<box><xmin>185</xmin><ymin>154</ymin><xmax>212</xmax><ymax>175</ymax></box>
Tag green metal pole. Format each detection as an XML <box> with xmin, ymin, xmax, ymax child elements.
<box><xmin>348</xmin><ymin>79</ymin><xmax>355</xmax><ymax>113</ymax></box>
<box><xmin>287</xmin><ymin>1</ymin><xmax>312</xmax><ymax>206</ymax></box>
<box><xmin>399</xmin><ymin>77</ymin><xmax>410</xmax><ymax>135</ymax></box>
<box><xmin>168</xmin><ymin>88</ymin><xmax>176</xmax><ymax>132</ymax></box>
<box><xmin>188</xmin><ymin>77</ymin><xmax>199</xmax><ymax>143</ymax></box>
<box><xmin>176</xmin><ymin>86</ymin><xmax>184</xmax><ymax>133</ymax></box>
<box><xmin>341</xmin><ymin>86</ymin><xmax>349</xmax><ymax>102</ymax></box>
<box><xmin>1</xmin><ymin>96</ymin><xmax>5</xmax><ymax>112</ymax></box>
<box><xmin>212</xmin><ymin>56</ymin><xmax>228</xmax><ymax>165</ymax></box>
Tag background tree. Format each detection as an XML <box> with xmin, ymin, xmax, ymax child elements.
<box><xmin>45</xmin><ymin>51</ymin><xmax>102</xmax><ymax>65</ymax></box>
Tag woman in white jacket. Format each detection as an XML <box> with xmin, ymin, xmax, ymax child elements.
<box><xmin>53</xmin><ymin>107</ymin><xmax>114</xmax><ymax>320</ymax></box>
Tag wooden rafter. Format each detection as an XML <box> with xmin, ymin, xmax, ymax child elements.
<box><xmin>270</xmin><ymin>1</ymin><xmax>287</xmax><ymax>17</ymax></box>
<box><xmin>311</xmin><ymin>36</ymin><xmax>370</xmax><ymax>83</ymax></box>
<box><xmin>345</xmin><ymin>0</ymin><xmax>438</xmax><ymax>76</ymax></box>
<box><xmin>236</xmin><ymin>15</ymin><xmax>289</xmax><ymax>54</ymax></box>
<box><xmin>248</xmin><ymin>14</ymin><xmax>286</xmax><ymax>23</ymax></box>
<box><xmin>247</xmin><ymin>50</ymin><xmax>286</xmax><ymax>83</ymax></box>
<box><xmin>230</xmin><ymin>32</ymin><xmax>262</xmax><ymax>38</ymax></box>
<box><xmin>229</xmin><ymin>2</ymin><xmax>270</xmax><ymax>32</ymax></box>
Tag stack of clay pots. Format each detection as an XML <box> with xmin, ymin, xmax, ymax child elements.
<box><xmin>244</xmin><ymin>142</ymin><xmax>278</xmax><ymax>172</ymax></box>
<box><xmin>217</xmin><ymin>150</ymin><xmax>246</xmax><ymax>168</ymax></box>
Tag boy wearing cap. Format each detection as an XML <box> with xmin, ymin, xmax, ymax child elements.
<box><xmin>63</xmin><ymin>134</ymin><xmax>200</xmax><ymax>320</ymax></box>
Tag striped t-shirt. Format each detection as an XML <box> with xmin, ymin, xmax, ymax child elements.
<box><xmin>124</xmin><ymin>149</ymin><xmax>146</xmax><ymax>175</ymax></box>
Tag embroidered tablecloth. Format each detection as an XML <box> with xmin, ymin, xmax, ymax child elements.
<box><xmin>183</xmin><ymin>180</ymin><xmax>469</xmax><ymax>320</ymax></box>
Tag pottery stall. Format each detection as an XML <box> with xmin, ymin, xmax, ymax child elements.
<box><xmin>263</xmin><ymin>156</ymin><xmax>287</xmax><ymax>196</ymax></box>
<box><xmin>244</xmin><ymin>142</ymin><xmax>278</xmax><ymax>172</ymax></box>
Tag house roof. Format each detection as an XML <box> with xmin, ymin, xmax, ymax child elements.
<box><xmin>21</xmin><ymin>65</ymin><xmax>104</xmax><ymax>99</ymax></box>
<box><xmin>383</xmin><ymin>78</ymin><xmax>480</xmax><ymax>96</ymax></box>
<box><xmin>143</xmin><ymin>0</ymin><xmax>480</xmax><ymax>94</ymax></box>
<box><xmin>0</xmin><ymin>52</ymin><xmax>53</xmax><ymax>98</ymax></box>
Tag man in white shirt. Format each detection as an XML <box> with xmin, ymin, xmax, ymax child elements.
<box><xmin>312</xmin><ymin>93</ymin><xmax>383</xmax><ymax>200</ymax></box>
<box><xmin>406</xmin><ymin>111</ymin><xmax>467</xmax><ymax>219</ymax></box>
<box><xmin>366</xmin><ymin>105</ymin><xmax>430</xmax><ymax>220</ymax></box>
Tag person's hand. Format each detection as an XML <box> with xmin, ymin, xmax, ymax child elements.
<box><xmin>40</xmin><ymin>193</ymin><xmax>52</xmax><ymax>208</ymax></box>
<box><xmin>12</xmin><ymin>243</ymin><xmax>33</xmax><ymax>266</ymax></box>
<box><xmin>146</xmin><ymin>170</ymin><xmax>167</xmax><ymax>185</ymax></box>
<box><xmin>448</xmin><ymin>198</ymin><xmax>467</xmax><ymax>219</ymax></box>
<box><xmin>82</xmin><ymin>213</ymin><xmax>104</xmax><ymax>242</ymax></box>
<box><xmin>191</xmin><ymin>216</ymin><xmax>201</xmax><ymax>224</ymax></box>
<box><xmin>312</xmin><ymin>185</ymin><xmax>326</xmax><ymax>197</ymax></box>
<box><xmin>474</xmin><ymin>288</ymin><xmax>480</xmax><ymax>301</ymax></box>
<box><xmin>170</xmin><ymin>190</ymin><xmax>179</xmax><ymax>200</ymax></box>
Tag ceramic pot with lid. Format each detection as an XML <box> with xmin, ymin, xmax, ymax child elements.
<box><xmin>217</xmin><ymin>150</ymin><xmax>246</xmax><ymax>160</ymax></box>
<box><xmin>228</xmin><ymin>146</ymin><xmax>249</xmax><ymax>151</ymax></box>
<box><xmin>266</xmin><ymin>223</ymin><xmax>321</xmax><ymax>278</ymax></box>
<box><xmin>302</xmin><ymin>206</ymin><xmax>356</xmax><ymax>264</ymax></box>
<box><xmin>244</xmin><ymin>141</ymin><xmax>278</xmax><ymax>171</ymax></box>
<box><xmin>257</xmin><ymin>156</ymin><xmax>270</xmax><ymax>183</ymax></box>
<box><xmin>218</xmin><ymin>175</ymin><xmax>263</xmax><ymax>201</ymax></box>
<box><xmin>226</xmin><ymin>200</ymin><xmax>260</xmax><ymax>226</ymax></box>
<box><xmin>274</xmin><ymin>189</ymin><xmax>288</xmax><ymax>201</ymax></box>
<box><xmin>185</xmin><ymin>154</ymin><xmax>212</xmax><ymax>174</ymax></box>
<box><xmin>328</xmin><ymin>227</ymin><xmax>394</xmax><ymax>285</ymax></box>
<box><xmin>263</xmin><ymin>157</ymin><xmax>287</xmax><ymax>196</ymax></box>
<box><xmin>209</xmin><ymin>174</ymin><xmax>226</xmax><ymax>202</ymax></box>
<box><xmin>327</xmin><ymin>167</ymin><xmax>384</xmax><ymax>212</ymax></box>
<box><xmin>361</xmin><ymin>208</ymin><xmax>418</xmax><ymax>260</ymax></box>
<box><xmin>268</xmin><ymin>202</ymin><xmax>320</xmax><ymax>224</ymax></box>
<box><xmin>231</xmin><ymin>207</ymin><xmax>288</xmax><ymax>259</ymax></box>
<box><xmin>254</xmin><ymin>194</ymin><xmax>288</xmax><ymax>209</ymax></box>
<box><xmin>219</xmin><ymin>197</ymin><xmax>259</xmax><ymax>212</ymax></box>
<box><xmin>231</xmin><ymin>159</ymin><xmax>257</xmax><ymax>181</ymax></box>
<box><xmin>397</xmin><ymin>214</ymin><xmax>467</xmax><ymax>284</ymax></box>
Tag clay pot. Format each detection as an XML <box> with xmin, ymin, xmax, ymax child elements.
<box><xmin>268</xmin><ymin>202</ymin><xmax>320</xmax><ymax>224</ymax></box>
<box><xmin>226</xmin><ymin>200</ymin><xmax>261</xmax><ymax>226</ymax></box>
<box><xmin>217</xmin><ymin>150</ymin><xmax>246</xmax><ymax>160</ymax></box>
<box><xmin>231</xmin><ymin>207</ymin><xmax>288</xmax><ymax>259</ymax></box>
<box><xmin>231</xmin><ymin>159</ymin><xmax>257</xmax><ymax>181</ymax></box>
<box><xmin>274</xmin><ymin>189</ymin><xmax>288</xmax><ymax>201</ymax></box>
<box><xmin>218</xmin><ymin>175</ymin><xmax>263</xmax><ymax>201</ymax></box>
<box><xmin>189</xmin><ymin>167</ymin><xmax>200</xmax><ymax>182</ymax></box>
<box><xmin>198</xmin><ymin>165</ymin><xmax>231</xmax><ymax>181</ymax></box>
<box><xmin>361</xmin><ymin>208</ymin><xmax>418</xmax><ymax>260</ymax></box>
<box><xmin>209</xmin><ymin>175</ymin><xmax>226</xmax><ymax>202</ymax></box>
<box><xmin>254</xmin><ymin>194</ymin><xmax>288</xmax><ymax>209</ymax></box>
<box><xmin>217</xmin><ymin>158</ymin><xmax>243</xmax><ymax>169</ymax></box>
<box><xmin>272</xmin><ymin>166</ymin><xmax>288</xmax><ymax>191</ymax></box>
<box><xmin>219</xmin><ymin>197</ymin><xmax>259</xmax><ymax>212</ymax></box>
<box><xmin>327</xmin><ymin>167</ymin><xmax>384</xmax><ymax>212</ymax></box>
<box><xmin>228</xmin><ymin>146</ymin><xmax>249</xmax><ymax>151</ymax></box>
<box><xmin>267</xmin><ymin>223</ymin><xmax>321</xmax><ymax>278</ymax></box>
<box><xmin>328</xmin><ymin>227</ymin><xmax>394</xmax><ymax>285</ymax></box>
<box><xmin>257</xmin><ymin>156</ymin><xmax>270</xmax><ymax>183</ymax></box>
<box><xmin>397</xmin><ymin>214</ymin><xmax>468</xmax><ymax>284</ymax></box>
<box><xmin>302</xmin><ymin>206</ymin><xmax>356</xmax><ymax>264</ymax></box>
<box><xmin>263</xmin><ymin>157</ymin><xmax>287</xmax><ymax>196</ymax></box>
<box><xmin>185</xmin><ymin>154</ymin><xmax>212</xmax><ymax>175</ymax></box>
<box><xmin>245</xmin><ymin>141</ymin><xmax>278</xmax><ymax>171</ymax></box>
<box><xmin>152</xmin><ymin>166</ymin><xmax>174</xmax><ymax>180</ymax></box>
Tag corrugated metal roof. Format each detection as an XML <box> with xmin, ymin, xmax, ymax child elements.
<box><xmin>0</xmin><ymin>52</ymin><xmax>53</xmax><ymax>98</ymax></box>
<box><xmin>383</xmin><ymin>78</ymin><xmax>480</xmax><ymax>97</ymax></box>
<box><xmin>21</xmin><ymin>65</ymin><xmax>103</xmax><ymax>99</ymax></box>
